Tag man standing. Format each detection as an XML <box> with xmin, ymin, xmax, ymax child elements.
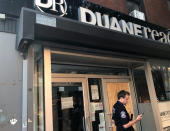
<box><xmin>112</xmin><ymin>90</ymin><xmax>142</xmax><ymax>131</ymax></box>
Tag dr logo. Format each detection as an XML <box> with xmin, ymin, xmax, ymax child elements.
<box><xmin>35</xmin><ymin>0</ymin><xmax>67</xmax><ymax>16</ymax></box>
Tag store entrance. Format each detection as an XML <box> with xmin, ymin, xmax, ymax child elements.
<box><xmin>43</xmin><ymin>49</ymin><xmax>145</xmax><ymax>131</ymax></box>
<box><xmin>48</xmin><ymin>74</ymin><xmax>135</xmax><ymax>131</ymax></box>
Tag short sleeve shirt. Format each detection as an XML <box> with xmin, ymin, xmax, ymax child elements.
<box><xmin>112</xmin><ymin>101</ymin><xmax>134</xmax><ymax>131</ymax></box>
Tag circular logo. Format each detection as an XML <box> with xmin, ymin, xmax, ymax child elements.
<box><xmin>120</xmin><ymin>111</ymin><xmax>126</xmax><ymax>119</ymax></box>
<box><xmin>35</xmin><ymin>0</ymin><xmax>67</xmax><ymax>17</ymax></box>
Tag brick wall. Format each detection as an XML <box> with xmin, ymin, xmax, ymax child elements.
<box><xmin>87</xmin><ymin>0</ymin><xmax>170</xmax><ymax>29</ymax></box>
<box><xmin>143</xmin><ymin>0</ymin><xmax>170</xmax><ymax>28</ymax></box>
<box><xmin>87</xmin><ymin>0</ymin><xmax>128</xmax><ymax>14</ymax></box>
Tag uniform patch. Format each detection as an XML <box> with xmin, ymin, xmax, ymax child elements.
<box><xmin>120</xmin><ymin>111</ymin><xmax>126</xmax><ymax>118</ymax></box>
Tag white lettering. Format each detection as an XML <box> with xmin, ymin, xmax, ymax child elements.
<box><xmin>119</xmin><ymin>20</ymin><xmax>134</xmax><ymax>35</ymax></box>
<box><xmin>143</xmin><ymin>26</ymin><xmax>151</xmax><ymax>39</ymax></box>
<box><xmin>167</xmin><ymin>34</ymin><xmax>170</xmax><ymax>44</ymax></box>
<box><xmin>151</xmin><ymin>30</ymin><xmax>159</xmax><ymax>40</ymax></box>
<box><xmin>110</xmin><ymin>17</ymin><xmax>122</xmax><ymax>32</ymax></box>
<box><xmin>134</xmin><ymin>24</ymin><xmax>142</xmax><ymax>37</ymax></box>
<box><xmin>95</xmin><ymin>12</ymin><xmax>110</xmax><ymax>29</ymax></box>
<box><xmin>35</xmin><ymin>0</ymin><xmax>52</xmax><ymax>8</ymax></box>
<box><xmin>159</xmin><ymin>32</ymin><xmax>168</xmax><ymax>43</ymax></box>
<box><xmin>78</xmin><ymin>7</ymin><xmax>96</xmax><ymax>25</ymax></box>
<box><xmin>51</xmin><ymin>0</ymin><xmax>67</xmax><ymax>16</ymax></box>
<box><xmin>35</xmin><ymin>0</ymin><xmax>67</xmax><ymax>16</ymax></box>
<box><xmin>78</xmin><ymin>7</ymin><xmax>169</xmax><ymax>44</ymax></box>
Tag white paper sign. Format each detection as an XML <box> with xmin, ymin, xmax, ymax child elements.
<box><xmin>91</xmin><ymin>112</ymin><xmax>95</xmax><ymax>122</ymax></box>
<box><xmin>158</xmin><ymin>101</ymin><xmax>170</xmax><ymax>130</ymax></box>
<box><xmin>95</xmin><ymin>102</ymin><xmax>103</xmax><ymax>111</ymax></box>
<box><xmin>59</xmin><ymin>87</ymin><xmax>64</xmax><ymax>92</ymax></box>
<box><xmin>61</xmin><ymin>97</ymin><xmax>73</xmax><ymax>110</ymax></box>
<box><xmin>99</xmin><ymin>122</ymin><xmax>106</xmax><ymax>131</ymax></box>
<box><xmin>91</xmin><ymin>102</ymin><xmax>103</xmax><ymax>112</ymax></box>
<box><xmin>91</xmin><ymin>85</ymin><xmax>99</xmax><ymax>100</ymax></box>
<box><xmin>99</xmin><ymin>113</ymin><xmax>105</xmax><ymax>124</ymax></box>
<box><xmin>90</xmin><ymin>103</ymin><xmax>96</xmax><ymax>121</ymax></box>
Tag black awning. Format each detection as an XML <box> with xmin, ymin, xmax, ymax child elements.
<box><xmin>17</xmin><ymin>8</ymin><xmax>170</xmax><ymax>59</ymax></box>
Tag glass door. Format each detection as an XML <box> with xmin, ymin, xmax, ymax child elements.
<box><xmin>51</xmin><ymin>77</ymin><xmax>91</xmax><ymax>131</ymax></box>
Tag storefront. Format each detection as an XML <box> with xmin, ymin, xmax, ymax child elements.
<box><xmin>16</xmin><ymin>1</ymin><xmax>170</xmax><ymax>131</ymax></box>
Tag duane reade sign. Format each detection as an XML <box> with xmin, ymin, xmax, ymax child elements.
<box><xmin>78</xmin><ymin>7</ymin><xmax>170</xmax><ymax>44</ymax></box>
<box><xmin>34</xmin><ymin>0</ymin><xmax>170</xmax><ymax>44</ymax></box>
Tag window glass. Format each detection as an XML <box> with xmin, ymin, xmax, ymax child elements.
<box><xmin>51</xmin><ymin>64</ymin><xmax>129</xmax><ymax>76</ymax></box>
<box><xmin>151</xmin><ymin>61</ymin><xmax>170</xmax><ymax>130</ymax></box>
<box><xmin>151</xmin><ymin>65</ymin><xmax>170</xmax><ymax>101</ymax></box>
<box><xmin>133</xmin><ymin>66</ymin><xmax>151</xmax><ymax>103</ymax></box>
<box><xmin>52</xmin><ymin>82</ymin><xmax>84</xmax><ymax>131</ymax></box>
<box><xmin>33</xmin><ymin>45</ymin><xmax>45</xmax><ymax>131</ymax></box>
<box><xmin>127</xmin><ymin>0</ymin><xmax>140</xmax><ymax>13</ymax></box>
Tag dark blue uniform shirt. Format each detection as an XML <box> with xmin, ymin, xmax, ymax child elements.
<box><xmin>112</xmin><ymin>101</ymin><xmax>134</xmax><ymax>131</ymax></box>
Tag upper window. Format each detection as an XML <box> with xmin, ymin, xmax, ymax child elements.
<box><xmin>126</xmin><ymin>0</ymin><xmax>140</xmax><ymax>13</ymax></box>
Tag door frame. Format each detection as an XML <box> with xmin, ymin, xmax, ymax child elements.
<box><xmin>44</xmin><ymin>49</ymin><xmax>92</xmax><ymax>131</ymax></box>
<box><xmin>102</xmin><ymin>78</ymin><xmax>139</xmax><ymax>131</ymax></box>
<box><xmin>51</xmin><ymin>77</ymin><xmax>91</xmax><ymax>131</ymax></box>
<box><xmin>44</xmin><ymin>48</ymin><xmax>139</xmax><ymax>131</ymax></box>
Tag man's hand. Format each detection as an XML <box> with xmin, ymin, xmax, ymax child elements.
<box><xmin>112</xmin><ymin>120</ymin><xmax>115</xmax><ymax>124</ymax></box>
<box><xmin>123</xmin><ymin>114</ymin><xmax>143</xmax><ymax>129</ymax></box>
<box><xmin>136</xmin><ymin>114</ymin><xmax>143</xmax><ymax>121</ymax></box>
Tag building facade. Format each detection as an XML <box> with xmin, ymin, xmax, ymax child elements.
<box><xmin>0</xmin><ymin>0</ymin><xmax>170</xmax><ymax>131</ymax></box>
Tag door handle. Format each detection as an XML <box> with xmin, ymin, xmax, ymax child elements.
<box><xmin>83</xmin><ymin>116</ymin><xmax>86</xmax><ymax>131</ymax></box>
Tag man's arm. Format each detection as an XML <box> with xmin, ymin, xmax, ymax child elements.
<box><xmin>123</xmin><ymin>114</ymin><xmax>142</xmax><ymax>129</ymax></box>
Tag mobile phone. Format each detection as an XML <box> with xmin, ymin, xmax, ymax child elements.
<box><xmin>140</xmin><ymin>112</ymin><xmax>144</xmax><ymax>115</ymax></box>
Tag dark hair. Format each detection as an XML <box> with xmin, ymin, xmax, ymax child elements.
<box><xmin>117</xmin><ymin>90</ymin><xmax>130</xmax><ymax>100</ymax></box>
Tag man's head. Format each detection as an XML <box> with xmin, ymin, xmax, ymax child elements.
<box><xmin>117</xmin><ymin>90</ymin><xmax>130</xmax><ymax>105</ymax></box>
